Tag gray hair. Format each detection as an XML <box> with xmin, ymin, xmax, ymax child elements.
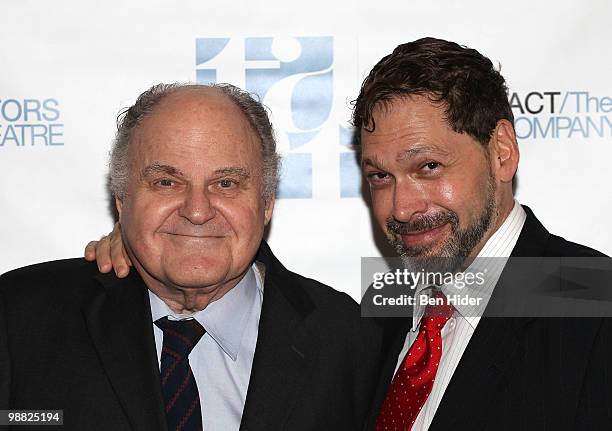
<box><xmin>109</xmin><ymin>83</ymin><xmax>281</xmax><ymax>203</ymax></box>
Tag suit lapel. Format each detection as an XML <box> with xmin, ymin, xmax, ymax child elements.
<box><xmin>83</xmin><ymin>271</ymin><xmax>166</xmax><ymax>431</ymax></box>
<box><xmin>428</xmin><ymin>205</ymin><xmax>547</xmax><ymax>428</ymax></box>
<box><xmin>428</xmin><ymin>317</ymin><xmax>533</xmax><ymax>429</ymax></box>
<box><xmin>509</xmin><ymin>205</ymin><xmax>550</xmax><ymax>258</ymax></box>
<box><xmin>240</xmin><ymin>243</ymin><xmax>319</xmax><ymax>431</ymax></box>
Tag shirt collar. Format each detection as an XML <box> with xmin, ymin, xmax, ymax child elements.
<box><xmin>411</xmin><ymin>201</ymin><xmax>527</xmax><ymax>330</ymax></box>
<box><xmin>149</xmin><ymin>263</ymin><xmax>264</xmax><ymax>361</ymax></box>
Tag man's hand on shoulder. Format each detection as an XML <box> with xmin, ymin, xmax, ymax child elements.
<box><xmin>84</xmin><ymin>222</ymin><xmax>132</xmax><ymax>278</ymax></box>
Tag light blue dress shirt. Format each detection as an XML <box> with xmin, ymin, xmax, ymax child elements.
<box><xmin>148</xmin><ymin>265</ymin><xmax>264</xmax><ymax>431</ymax></box>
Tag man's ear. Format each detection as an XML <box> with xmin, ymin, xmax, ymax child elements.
<box><xmin>115</xmin><ymin>196</ymin><xmax>123</xmax><ymax>219</ymax></box>
<box><xmin>489</xmin><ymin>119</ymin><xmax>520</xmax><ymax>184</ymax></box>
<box><xmin>264</xmin><ymin>195</ymin><xmax>275</xmax><ymax>226</ymax></box>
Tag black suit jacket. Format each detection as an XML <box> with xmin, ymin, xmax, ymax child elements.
<box><xmin>365</xmin><ymin>206</ymin><xmax>612</xmax><ymax>430</ymax></box>
<box><xmin>0</xmin><ymin>242</ymin><xmax>382</xmax><ymax>431</ymax></box>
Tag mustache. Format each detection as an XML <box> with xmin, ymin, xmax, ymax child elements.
<box><xmin>386</xmin><ymin>210</ymin><xmax>459</xmax><ymax>235</ymax></box>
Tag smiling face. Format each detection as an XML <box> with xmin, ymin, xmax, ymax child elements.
<box><xmin>116</xmin><ymin>88</ymin><xmax>273</xmax><ymax>305</ymax></box>
<box><xmin>361</xmin><ymin>95</ymin><xmax>501</xmax><ymax>271</ymax></box>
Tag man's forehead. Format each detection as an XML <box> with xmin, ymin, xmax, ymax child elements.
<box><xmin>360</xmin><ymin>96</ymin><xmax>460</xmax><ymax>153</ymax></box>
<box><xmin>148</xmin><ymin>86</ymin><xmax>241</xmax><ymax>119</ymax></box>
<box><xmin>367</xmin><ymin>96</ymin><xmax>447</xmax><ymax>131</ymax></box>
<box><xmin>131</xmin><ymin>88</ymin><xmax>258</xmax><ymax>151</ymax></box>
<box><xmin>360</xmin><ymin>122</ymin><xmax>453</xmax><ymax>159</ymax></box>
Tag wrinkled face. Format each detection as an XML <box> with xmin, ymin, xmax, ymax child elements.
<box><xmin>360</xmin><ymin>95</ymin><xmax>498</xmax><ymax>271</ymax></box>
<box><xmin>116</xmin><ymin>88</ymin><xmax>273</xmax><ymax>292</ymax></box>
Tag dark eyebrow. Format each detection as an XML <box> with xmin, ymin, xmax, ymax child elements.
<box><xmin>141</xmin><ymin>163</ymin><xmax>185</xmax><ymax>179</ymax></box>
<box><xmin>396</xmin><ymin>145</ymin><xmax>449</xmax><ymax>162</ymax></box>
<box><xmin>361</xmin><ymin>156</ymin><xmax>389</xmax><ymax>172</ymax></box>
<box><xmin>213</xmin><ymin>167</ymin><xmax>251</xmax><ymax>180</ymax></box>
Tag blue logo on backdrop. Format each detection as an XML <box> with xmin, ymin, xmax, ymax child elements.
<box><xmin>196</xmin><ymin>36</ymin><xmax>360</xmax><ymax>199</ymax></box>
<box><xmin>510</xmin><ymin>91</ymin><xmax>612</xmax><ymax>140</ymax></box>
<box><xmin>0</xmin><ymin>98</ymin><xmax>64</xmax><ymax>147</ymax></box>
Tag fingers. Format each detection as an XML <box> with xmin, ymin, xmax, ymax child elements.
<box><xmin>94</xmin><ymin>234</ymin><xmax>114</xmax><ymax>274</ymax></box>
<box><xmin>83</xmin><ymin>223</ymin><xmax>132</xmax><ymax>278</ymax></box>
<box><xmin>109</xmin><ymin>223</ymin><xmax>130</xmax><ymax>278</ymax></box>
<box><xmin>84</xmin><ymin>236</ymin><xmax>112</xmax><ymax>273</ymax></box>
<box><xmin>84</xmin><ymin>241</ymin><xmax>98</xmax><ymax>261</ymax></box>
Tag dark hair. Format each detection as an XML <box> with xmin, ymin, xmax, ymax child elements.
<box><xmin>352</xmin><ymin>37</ymin><xmax>514</xmax><ymax>145</ymax></box>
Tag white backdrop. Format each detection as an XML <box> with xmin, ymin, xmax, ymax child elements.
<box><xmin>1</xmin><ymin>0</ymin><xmax>611</xmax><ymax>301</ymax></box>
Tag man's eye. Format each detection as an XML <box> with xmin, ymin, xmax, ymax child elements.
<box><xmin>423</xmin><ymin>161</ymin><xmax>441</xmax><ymax>170</ymax></box>
<box><xmin>219</xmin><ymin>179</ymin><xmax>236</xmax><ymax>188</ymax></box>
<box><xmin>367</xmin><ymin>172</ymin><xmax>390</xmax><ymax>184</ymax></box>
<box><xmin>156</xmin><ymin>178</ymin><xmax>174</xmax><ymax>187</ymax></box>
<box><xmin>371</xmin><ymin>172</ymin><xmax>388</xmax><ymax>180</ymax></box>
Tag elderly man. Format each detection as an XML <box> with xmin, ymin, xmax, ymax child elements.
<box><xmin>0</xmin><ymin>84</ymin><xmax>382</xmax><ymax>431</ymax></box>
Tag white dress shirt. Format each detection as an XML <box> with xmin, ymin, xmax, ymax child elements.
<box><xmin>149</xmin><ymin>264</ymin><xmax>264</xmax><ymax>431</ymax></box>
<box><xmin>393</xmin><ymin>201</ymin><xmax>527</xmax><ymax>430</ymax></box>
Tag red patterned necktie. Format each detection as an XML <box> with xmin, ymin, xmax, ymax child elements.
<box><xmin>375</xmin><ymin>290</ymin><xmax>454</xmax><ymax>431</ymax></box>
<box><xmin>155</xmin><ymin>317</ymin><xmax>205</xmax><ymax>431</ymax></box>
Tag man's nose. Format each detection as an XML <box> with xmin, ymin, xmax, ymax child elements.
<box><xmin>391</xmin><ymin>179</ymin><xmax>429</xmax><ymax>222</ymax></box>
<box><xmin>177</xmin><ymin>186</ymin><xmax>216</xmax><ymax>225</ymax></box>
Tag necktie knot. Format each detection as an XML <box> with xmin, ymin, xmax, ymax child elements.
<box><xmin>155</xmin><ymin>317</ymin><xmax>205</xmax><ymax>360</ymax></box>
<box><xmin>421</xmin><ymin>289</ymin><xmax>454</xmax><ymax>332</ymax></box>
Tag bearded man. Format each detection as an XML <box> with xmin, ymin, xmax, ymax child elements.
<box><xmin>354</xmin><ymin>38</ymin><xmax>612</xmax><ymax>431</ymax></box>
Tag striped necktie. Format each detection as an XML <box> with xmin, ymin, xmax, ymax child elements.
<box><xmin>155</xmin><ymin>317</ymin><xmax>205</xmax><ymax>431</ymax></box>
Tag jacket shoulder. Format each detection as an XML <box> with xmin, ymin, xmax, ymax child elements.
<box><xmin>0</xmin><ymin>258</ymin><xmax>101</xmax><ymax>304</ymax></box>
<box><xmin>519</xmin><ymin>205</ymin><xmax>608</xmax><ymax>258</ymax></box>
<box><xmin>285</xmin><ymin>269</ymin><xmax>361</xmax><ymax>314</ymax></box>
<box><xmin>544</xmin><ymin>234</ymin><xmax>609</xmax><ymax>258</ymax></box>
<box><xmin>1</xmin><ymin>258</ymin><xmax>96</xmax><ymax>280</ymax></box>
<box><xmin>280</xmin><ymin>268</ymin><xmax>384</xmax><ymax>347</ymax></box>
<box><xmin>257</xmin><ymin>241</ymin><xmax>361</xmax><ymax>314</ymax></box>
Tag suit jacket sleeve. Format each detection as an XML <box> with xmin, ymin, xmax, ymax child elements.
<box><xmin>0</xmin><ymin>278</ymin><xmax>10</xmax><ymax>410</ymax></box>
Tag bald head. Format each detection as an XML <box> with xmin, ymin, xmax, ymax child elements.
<box><xmin>109</xmin><ymin>83</ymin><xmax>280</xmax><ymax>203</ymax></box>
<box><xmin>146</xmin><ymin>85</ymin><xmax>246</xmax><ymax>121</ymax></box>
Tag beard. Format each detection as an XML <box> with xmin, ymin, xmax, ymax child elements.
<box><xmin>386</xmin><ymin>174</ymin><xmax>497</xmax><ymax>274</ymax></box>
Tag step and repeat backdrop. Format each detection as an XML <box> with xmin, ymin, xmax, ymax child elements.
<box><xmin>1</xmin><ymin>0</ymin><xmax>611</xmax><ymax>300</ymax></box>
